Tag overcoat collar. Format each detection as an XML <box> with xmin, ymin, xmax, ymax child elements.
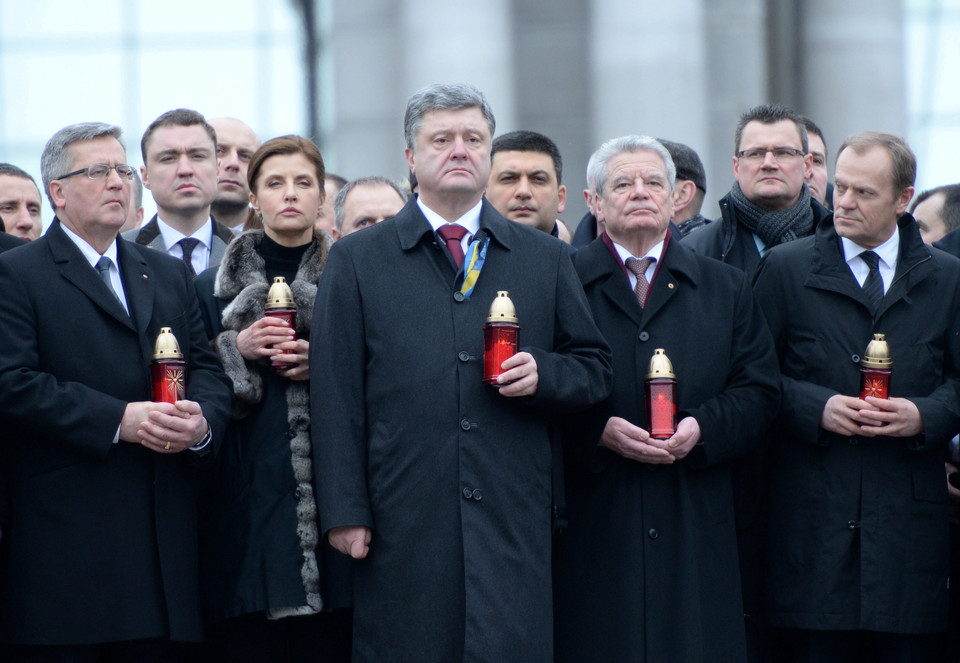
<box><xmin>395</xmin><ymin>196</ymin><xmax>514</xmax><ymax>254</ymax></box>
<box><xmin>577</xmin><ymin>232</ymin><xmax>702</xmax><ymax>328</ymax></box>
<box><xmin>806</xmin><ymin>213</ymin><xmax>935</xmax><ymax>318</ymax></box>
<box><xmin>47</xmin><ymin>218</ymin><xmax>155</xmax><ymax>335</ymax></box>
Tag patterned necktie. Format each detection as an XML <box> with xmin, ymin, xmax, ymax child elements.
<box><xmin>437</xmin><ymin>224</ymin><xmax>468</xmax><ymax>269</ymax></box>
<box><xmin>860</xmin><ymin>250</ymin><xmax>883</xmax><ymax>312</ymax></box>
<box><xmin>625</xmin><ymin>257</ymin><xmax>656</xmax><ymax>307</ymax></box>
<box><xmin>95</xmin><ymin>256</ymin><xmax>123</xmax><ymax>306</ymax></box>
<box><xmin>178</xmin><ymin>237</ymin><xmax>201</xmax><ymax>277</ymax></box>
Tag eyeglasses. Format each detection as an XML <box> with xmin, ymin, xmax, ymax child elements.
<box><xmin>736</xmin><ymin>148</ymin><xmax>806</xmax><ymax>163</ymax></box>
<box><xmin>57</xmin><ymin>163</ymin><xmax>137</xmax><ymax>181</ymax></box>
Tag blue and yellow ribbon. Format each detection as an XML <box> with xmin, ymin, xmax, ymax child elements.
<box><xmin>459</xmin><ymin>235</ymin><xmax>490</xmax><ymax>300</ymax></box>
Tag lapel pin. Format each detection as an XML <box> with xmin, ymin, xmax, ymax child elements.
<box><xmin>667</xmin><ymin>282</ymin><xmax>675</xmax><ymax>289</ymax></box>
<box><xmin>142</xmin><ymin>273</ymin><xmax>149</xmax><ymax>279</ymax></box>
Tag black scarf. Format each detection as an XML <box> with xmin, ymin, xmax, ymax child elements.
<box><xmin>729</xmin><ymin>181</ymin><xmax>814</xmax><ymax>247</ymax></box>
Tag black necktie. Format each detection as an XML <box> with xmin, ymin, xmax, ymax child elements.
<box><xmin>179</xmin><ymin>238</ymin><xmax>201</xmax><ymax>277</ymax></box>
<box><xmin>860</xmin><ymin>250</ymin><xmax>883</xmax><ymax>312</ymax></box>
<box><xmin>95</xmin><ymin>256</ymin><xmax>124</xmax><ymax>307</ymax></box>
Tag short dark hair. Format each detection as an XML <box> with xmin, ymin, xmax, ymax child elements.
<box><xmin>0</xmin><ymin>162</ymin><xmax>37</xmax><ymax>185</ymax></box>
<box><xmin>910</xmin><ymin>183</ymin><xmax>960</xmax><ymax>234</ymax></box>
<box><xmin>333</xmin><ymin>176</ymin><xmax>406</xmax><ymax>232</ymax></box>
<box><xmin>801</xmin><ymin>116</ymin><xmax>827</xmax><ymax>158</ymax></box>
<box><xmin>657</xmin><ymin>139</ymin><xmax>706</xmax><ymax>194</ymax></box>
<box><xmin>491</xmin><ymin>130</ymin><xmax>563</xmax><ymax>185</ymax></box>
<box><xmin>734</xmin><ymin>103</ymin><xmax>808</xmax><ymax>155</ymax></box>
<box><xmin>141</xmin><ymin>108</ymin><xmax>217</xmax><ymax>162</ymax></box>
<box><xmin>837</xmin><ymin>131</ymin><xmax>916</xmax><ymax>196</ymax></box>
<box><xmin>325</xmin><ymin>172</ymin><xmax>347</xmax><ymax>193</ymax></box>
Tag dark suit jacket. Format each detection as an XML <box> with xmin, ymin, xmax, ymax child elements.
<box><xmin>310</xmin><ymin>197</ymin><xmax>611</xmax><ymax>663</ymax></box>
<box><xmin>0</xmin><ymin>233</ymin><xmax>26</xmax><ymax>253</ymax></box>
<box><xmin>0</xmin><ymin>220</ymin><xmax>232</xmax><ymax>645</ymax></box>
<box><xmin>122</xmin><ymin>214</ymin><xmax>234</xmax><ymax>272</ymax></box>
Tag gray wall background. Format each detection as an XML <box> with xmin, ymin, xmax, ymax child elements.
<box><xmin>319</xmin><ymin>0</ymin><xmax>905</xmax><ymax>226</ymax></box>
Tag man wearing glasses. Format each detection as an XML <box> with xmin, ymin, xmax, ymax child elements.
<box><xmin>683</xmin><ymin>103</ymin><xmax>831</xmax><ymax>663</ymax></box>
<box><xmin>0</xmin><ymin>122</ymin><xmax>232</xmax><ymax>660</ymax></box>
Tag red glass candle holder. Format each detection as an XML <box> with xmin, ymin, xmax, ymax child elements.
<box><xmin>859</xmin><ymin>333</ymin><xmax>892</xmax><ymax>400</ymax></box>
<box><xmin>645</xmin><ymin>348</ymin><xmax>677</xmax><ymax>439</ymax></box>
<box><xmin>646</xmin><ymin>378</ymin><xmax>677</xmax><ymax>439</ymax></box>
<box><xmin>151</xmin><ymin>327</ymin><xmax>186</xmax><ymax>403</ymax></box>
<box><xmin>268</xmin><ymin>306</ymin><xmax>298</xmax><ymax>372</ymax></box>
<box><xmin>483</xmin><ymin>291</ymin><xmax>520</xmax><ymax>385</ymax></box>
<box><xmin>483</xmin><ymin>322</ymin><xmax>519</xmax><ymax>384</ymax></box>
<box><xmin>266</xmin><ymin>277</ymin><xmax>297</xmax><ymax>374</ymax></box>
<box><xmin>151</xmin><ymin>358</ymin><xmax>187</xmax><ymax>404</ymax></box>
<box><xmin>859</xmin><ymin>368</ymin><xmax>890</xmax><ymax>400</ymax></box>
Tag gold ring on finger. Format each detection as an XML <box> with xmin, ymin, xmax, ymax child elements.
<box><xmin>164</xmin><ymin>441</ymin><xmax>171</xmax><ymax>451</ymax></box>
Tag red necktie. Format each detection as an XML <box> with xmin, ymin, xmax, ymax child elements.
<box><xmin>437</xmin><ymin>224</ymin><xmax>468</xmax><ymax>269</ymax></box>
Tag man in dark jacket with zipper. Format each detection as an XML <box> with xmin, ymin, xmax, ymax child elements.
<box><xmin>754</xmin><ymin>131</ymin><xmax>960</xmax><ymax>662</ymax></box>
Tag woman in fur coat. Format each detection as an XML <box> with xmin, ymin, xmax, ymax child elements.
<box><xmin>194</xmin><ymin>135</ymin><xmax>351</xmax><ymax>662</ymax></box>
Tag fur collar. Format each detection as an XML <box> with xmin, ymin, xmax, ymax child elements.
<box><xmin>214</xmin><ymin>229</ymin><xmax>330</xmax><ymax>336</ymax></box>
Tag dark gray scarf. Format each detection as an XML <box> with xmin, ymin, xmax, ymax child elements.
<box><xmin>729</xmin><ymin>181</ymin><xmax>814</xmax><ymax>247</ymax></box>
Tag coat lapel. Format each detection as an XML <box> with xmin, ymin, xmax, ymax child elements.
<box><xmin>48</xmin><ymin>222</ymin><xmax>135</xmax><ymax>330</ymax></box>
<box><xmin>118</xmin><ymin>239</ymin><xmax>156</xmax><ymax>342</ymax></box>
<box><xmin>577</xmin><ymin>240</ymin><xmax>644</xmax><ymax>328</ymax></box>
<box><xmin>641</xmin><ymin>240</ymin><xmax>698</xmax><ymax>326</ymax></box>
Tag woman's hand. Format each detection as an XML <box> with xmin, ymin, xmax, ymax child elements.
<box><xmin>235</xmin><ymin>316</ymin><xmax>296</xmax><ymax>361</ymax></box>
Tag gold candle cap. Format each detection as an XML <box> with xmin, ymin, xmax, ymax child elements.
<box><xmin>153</xmin><ymin>327</ymin><xmax>183</xmax><ymax>360</ymax></box>
<box><xmin>646</xmin><ymin>348</ymin><xmax>676</xmax><ymax>379</ymax></box>
<box><xmin>266</xmin><ymin>276</ymin><xmax>295</xmax><ymax>309</ymax></box>
<box><xmin>486</xmin><ymin>290</ymin><xmax>518</xmax><ymax>324</ymax></box>
<box><xmin>861</xmin><ymin>333</ymin><xmax>892</xmax><ymax>369</ymax></box>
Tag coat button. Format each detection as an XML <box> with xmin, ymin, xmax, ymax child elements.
<box><xmin>848</xmin><ymin>520</ymin><xmax>860</xmax><ymax>529</ymax></box>
<box><xmin>849</xmin><ymin>438</ymin><xmax>859</xmax><ymax>446</ymax></box>
<box><xmin>453</xmin><ymin>292</ymin><xmax>465</xmax><ymax>302</ymax></box>
<box><xmin>639</xmin><ymin>331</ymin><xmax>650</xmax><ymax>342</ymax></box>
<box><xmin>462</xmin><ymin>487</ymin><xmax>473</xmax><ymax>499</ymax></box>
<box><xmin>458</xmin><ymin>351</ymin><xmax>470</xmax><ymax>362</ymax></box>
<box><xmin>472</xmin><ymin>489</ymin><xmax>482</xmax><ymax>501</ymax></box>
<box><xmin>851</xmin><ymin>354</ymin><xmax>860</xmax><ymax>363</ymax></box>
<box><xmin>648</xmin><ymin>528</ymin><xmax>659</xmax><ymax>539</ymax></box>
<box><xmin>460</xmin><ymin>419</ymin><xmax>471</xmax><ymax>431</ymax></box>
<box><xmin>294</xmin><ymin>487</ymin><xmax>303</xmax><ymax>499</ymax></box>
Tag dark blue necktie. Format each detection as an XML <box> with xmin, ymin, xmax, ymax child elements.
<box><xmin>179</xmin><ymin>238</ymin><xmax>201</xmax><ymax>277</ymax></box>
<box><xmin>860</xmin><ymin>250</ymin><xmax>883</xmax><ymax>312</ymax></box>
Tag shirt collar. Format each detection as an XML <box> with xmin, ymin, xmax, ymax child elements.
<box><xmin>417</xmin><ymin>198</ymin><xmax>482</xmax><ymax>238</ymax></box>
<box><xmin>156</xmin><ymin>215</ymin><xmax>214</xmax><ymax>250</ymax></box>
<box><xmin>610</xmin><ymin>238</ymin><xmax>665</xmax><ymax>267</ymax></box>
<box><xmin>59</xmin><ymin>222</ymin><xmax>119</xmax><ymax>269</ymax></box>
<box><xmin>841</xmin><ymin>228</ymin><xmax>899</xmax><ymax>270</ymax></box>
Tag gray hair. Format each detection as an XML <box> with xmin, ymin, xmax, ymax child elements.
<box><xmin>403</xmin><ymin>83</ymin><xmax>495</xmax><ymax>150</ymax></box>
<box><xmin>588</xmin><ymin>135</ymin><xmax>676</xmax><ymax>199</ymax></box>
<box><xmin>131</xmin><ymin>168</ymin><xmax>144</xmax><ymax>208</ymax></box>
<box><xmin>334</xmin><ymin>176</ymin><xmax>406</xmax><ymax>232</ymax></box>
<box><xmin>41</xmin><ymin>122</ymin><xmax>124</xmax><ymax>212</ymax></box>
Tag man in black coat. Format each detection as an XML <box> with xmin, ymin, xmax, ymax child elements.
<box><xmin>310</xmin><ymin>83</ymin><xmax>612</xmax><ymax>663</ymax></box>
<box><xmin>0</xmin><ymin>122</ymin><xmax>232</xmax><ymax>660</ymax></box>
<box><xmin>753</xmin><ymin>132</ymin><xmax>960</xmax><ymax>662</ymax></box>
<box><xmin>681</xmin><ymin>104</ymin><xmax>830</xmax><ymax>660</ymax></box>
<box><xmin>553</xmin><ymin>135</ymin><xmax>780</xmax><ymax>662</ymax></box>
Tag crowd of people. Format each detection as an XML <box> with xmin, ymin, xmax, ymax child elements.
<box><xmin>1</xmin><ymin>82</ymin><xmax>960</xmax><ymax>663</ymax></box>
